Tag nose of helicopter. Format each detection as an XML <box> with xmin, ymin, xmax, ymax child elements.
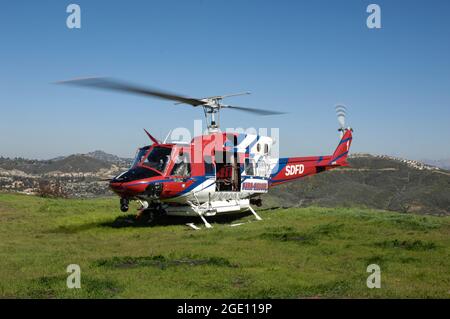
<box><xmin>109</xmin><ymin>179</ymin><xmax>149</xmax><ymax>197</ymax></box>
<box><xmin>109</xmin><ymin>167</ymin><xmax>164</xmax><ymax>197</ymax></box>
<box><xmin>109</xmin><ymin>172</ymin><xmax>126</xmax><ymax>192</ymax></box>
<box><xmin>109</xmin><ymin>180</ymin><xmax>121</xmax><ymax>190</ymax></box>
<box><xmin>109</xmin><ymin>179</ymin><xmax>127</xmax><ymax>195</ymax></box>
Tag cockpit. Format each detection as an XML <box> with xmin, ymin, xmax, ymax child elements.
<box><xmin>132</xmin><ymin>145</ymin><xmax>173</xmax><ymax>174</ymax></box>
<box><xmin>131</xmin><ymin>144</ymin><xmax>192</xmax><ymax>178</ymax></box>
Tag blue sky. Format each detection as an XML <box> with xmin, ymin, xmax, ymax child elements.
<box><xmin>1</xmin><ymin>0</ymin><xmax>449</xmax><ymax>160</ymax></box>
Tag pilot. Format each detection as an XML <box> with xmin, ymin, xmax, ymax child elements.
<box><xmin>172</xmin><ymin>152</ymin><xmax>190</xmax><ymax>177</ymax></box>
<box><xmin>157</xmin><ymin>155</ymin><xmax>170</xmax><ymax>172</ymax></box>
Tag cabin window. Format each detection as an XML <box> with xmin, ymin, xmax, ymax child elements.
<box><xmin>170</xmin><ymin>153</ymin><xmax>191</xmax><ymax>177</ymax></box>
<box><xmin>264</xmin><ymin>144</ymin><xmax>269</xmax><ymax>154</ymax></box>
<box><xmin>244</xmin><ymin>158</ymin><xmax>255</xmax><ymax>176</ymax></box>
<box><xmin>257</xmin><ymin>144</ymin><xmax>261</xmax><ymax>152</ymax></box>
<box><xmin>204</xmin><ymin>156</ymin><xmax>215</xmax><ymax>176</ymax></box>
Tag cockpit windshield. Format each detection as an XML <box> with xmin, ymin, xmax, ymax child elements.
<box><xmin>142</xmin><ymin>146</ymin><xmax>172</xmax><ymax>173</ymax></box>
<box><xmin>132</xmin><ymin>147</ymin><xmax>149</xmax><ymax>168</ymax></box>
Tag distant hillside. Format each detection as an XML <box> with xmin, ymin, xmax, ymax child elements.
<box><xmin>1</xmin><ymin>152</ymin><xmax>449</xmax><ymax>215</ymax></box>
<box><xmin>85</xmin><ymin>150</ymin><xmax>131</xmax><ymax>166</ymax></box>
<box><xmin>1</xmin><ymin>151</ymin><xmax>132</xmax><ymax>175</ymax></box>
<box><xmin>0</xmin><ymin>155</ymin><xmax>112</xmax><ymax>174</ymax></box>
<box><xmin>422</xmin><ymin>158</ymin><xmax>450</xmax><ymax>170</ymax></box>
<box><xmin>46</xmin><ymin>155</ymin><xmax>113</xmax><ymax>173</ymax></box>
<box><xmin>263</xmin><ymin>154</ymin><xmax>450</xmax><ymax>216</ymax></box>
<box><xmin>0</xmin><ymin>152</ymin><xmax>130</xmax><ymax>197</ymax></box>
<box><xmin>51</xmin><ymin>150</ymin><xmax>132</xmax><ymax>167</ymax></box>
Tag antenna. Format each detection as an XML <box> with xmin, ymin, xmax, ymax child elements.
<box><xmin>163</xmin><ymin>129</ymin><xmax>172</xmax><ymax>143</ymax></box>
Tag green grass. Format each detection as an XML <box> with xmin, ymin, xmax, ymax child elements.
<box><xmin>1</xmin><ymin>192</ymin><xmax>449</xmax><ymax>298</ymax></box>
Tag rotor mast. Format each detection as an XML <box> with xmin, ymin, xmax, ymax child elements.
<box><xmin>203</xmin><ymin>106</ymin><xmax>220</xmax><ymax>132</ymax></box>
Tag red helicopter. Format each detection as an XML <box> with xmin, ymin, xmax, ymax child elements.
<box><xmin>59</xmin><ymin>78</ymin><xmax>353</xmax><ymax>229</ymax></box>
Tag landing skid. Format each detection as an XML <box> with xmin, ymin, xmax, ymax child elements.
<box><xmin>186</xmin><ymin>223</ymin><xmax>201</xmax><ymax>230</ymax></box>
<box><xmin>185</xmin><ymin>204</ymin><xmax>262</xmax><ymax>230</ymax></box>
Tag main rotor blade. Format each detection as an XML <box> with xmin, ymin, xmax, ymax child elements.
<box><xmin>57</xmin><ymin>77</ymin><xmax>207</xmax><ymax>106</ymax></box>
<box><xmin>207</xmin><ymin>92</ymin><xmax>251</xmax><ymax>100</ymax></box>
<box><xmin>222</xmin><ymin>105</ymin><xmax>286</xmax><ymax>116</ymax></box>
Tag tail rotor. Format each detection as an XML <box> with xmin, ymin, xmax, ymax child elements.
<box><xmin>335</xmin><ymin>104</ymin><xmax>350</xmax><ymax>138</ymax></box>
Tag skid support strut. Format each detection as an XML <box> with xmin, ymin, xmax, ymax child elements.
<box><xmin>248</xmin><ymin>205</ymin><xmax>262</xmax><ymax>221</ymax></box>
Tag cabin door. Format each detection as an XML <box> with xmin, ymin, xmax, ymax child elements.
<box><xmin>215</xmin><ymin>150</ymin><xmax>241</xmax><ymax>192</ymax></box>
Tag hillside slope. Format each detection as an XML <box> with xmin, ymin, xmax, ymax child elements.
<box><xmin>0</xmin><ymin>153</ymin><xmax>129</xmax><ymax>197</ymax></box>
<box><xmin>0</xmin><ymin>193</ymin><xmax>449</xmax><ymax>298</ymax></box>
<box><xmin>0</xmin><ymin>155</ymin><xmax>113</xmax><ymax>174</ymax></box>
<box><xmin>423</xmin><ymin>158</ymin><xmax>450</xmax><ymax>170</ymax></box>
<box><xmin>1</xmin><ymin>153</ymin><xmax>449</xmax><ymax>215</ymax></box>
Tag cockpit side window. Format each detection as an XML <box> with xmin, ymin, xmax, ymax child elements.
<box><xmin>142</xmin><ymin>146</ymin><xmax>172</xmax><ymax>173</ymax></box>
<box><xmin>170</xmin><ymin>153</ymin><xmax>191</xmax><ymax>177</ymax></box>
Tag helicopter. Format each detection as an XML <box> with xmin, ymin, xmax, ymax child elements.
<box><xmin>59</xmin><ymin>78</ymin><xmax>353</xmax><ymax>229</ymax></box>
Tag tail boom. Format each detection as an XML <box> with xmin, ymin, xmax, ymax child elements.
<box><xmin>269</xmin><ymin>129</ymin><xmax>353</xmax><ymax>186</ymax></box>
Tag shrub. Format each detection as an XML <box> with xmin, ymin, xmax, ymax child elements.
<box><xmin>37</xmin><ymin>180</ymin><xmax>67</xmax><ymax>198</ymax></box>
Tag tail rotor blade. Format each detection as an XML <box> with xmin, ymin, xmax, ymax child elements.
<box><xmin>335</xmin><ymin>104</ymin><xmax>347</xmax><ymax>128</ymax></box>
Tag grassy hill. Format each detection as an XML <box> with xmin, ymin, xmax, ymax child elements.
<box><xmin>263</xmin><ymin>155</ymin><xmax>450</xmax><ymax>216</ymax></box>
<box><xmin>1</xmin><ymin>193</ymin><xmax>449</xmax><ymax>298</ymax></box>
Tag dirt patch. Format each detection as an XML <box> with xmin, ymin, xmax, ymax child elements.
<box><xmin>260</xmin><ymin>231</ymin><xmax>317</xmax><ymax>244</ymax></box>
<box><xmin>259</xmin><ymin>223</ymin><xmax>343</xmax><ymax>244</ymax></box>
<box><xmin>387</xmin><ymin>216</ymin><xmax>442</xmax><ymax>231</ymax></box>
<box><xmin>375</xmin><ymin>239</ymin><xmax>437</xmax><ymax>251</ymax></box>
<box><xmin>310</xmin><ymin>223</ymin><xmax>344</xmax><ymax>236</ymax></box>
<box><xmin>47</xmin><ymin>222</ymin><xmax>102</xmax><ymax>234</ymax></box>
<box><xmin>94</xmin><ymin>255</ymin><xmax>238</xmax><ymax>270</ymax></box>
